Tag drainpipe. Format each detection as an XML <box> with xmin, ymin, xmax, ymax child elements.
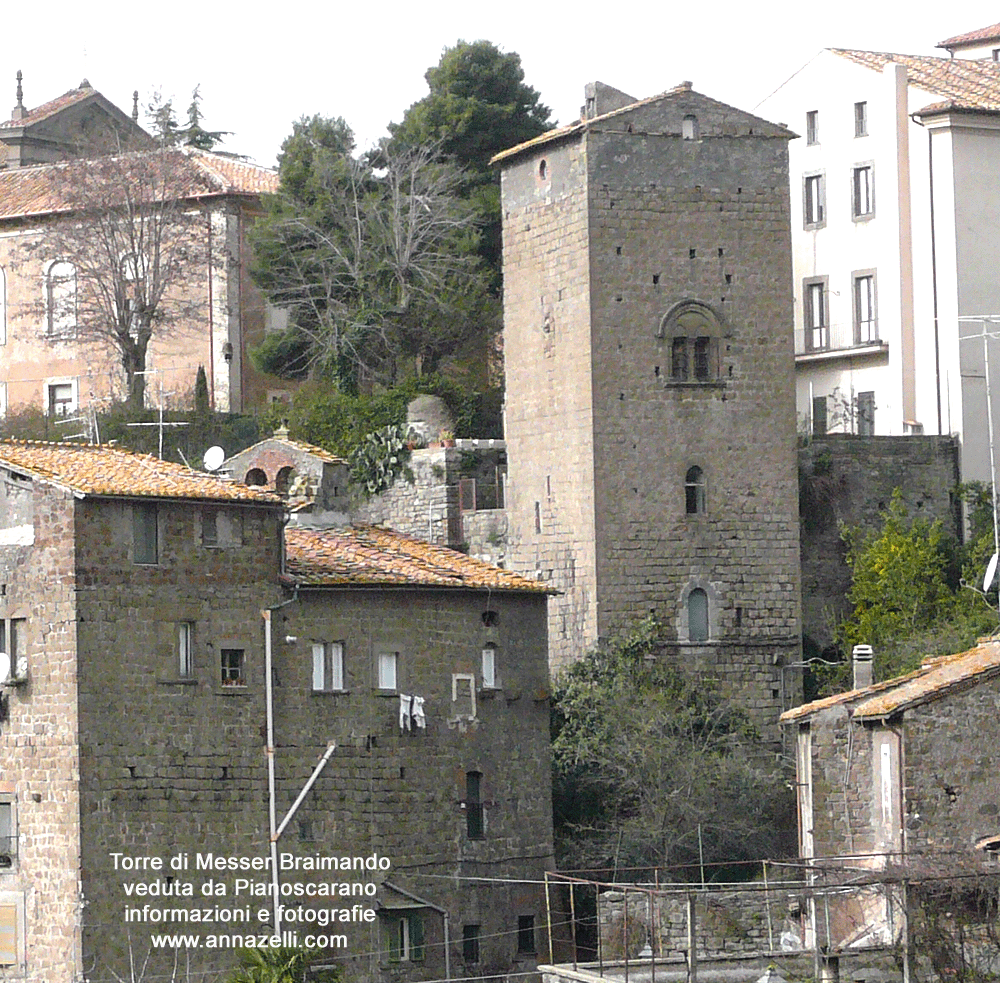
<box><xmin>911</xmin><ymin>113</ymin><xmax>942</xmax><ymax>434</ymax></box>
<box><xmin>381</xmin><ymin>881</ymin><xmax>451</xmax><ymax>982</ymax></box>
<box><xmin>262</xmin><ymin>592</ymin><xmax>298</xmax><ymax>932</ymax></box>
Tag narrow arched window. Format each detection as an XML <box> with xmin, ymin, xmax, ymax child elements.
<box><xmin>245</xmin><ymin>468</ymin><xmax>268</xmax><ymax>486</ymax></box>
<box><xmin>45</xmin><ymin>261</ymin><xmax>77</xmax><ymax>335</ymax></box>
<box><xmin>685</xmin><ymin>466</ymin><xmax>706</xmax><ymax>514</ymax></box>
<box><xmin>688</xmin><ymin>588</ymin><xmax>709</xmax><ymax>642</ymax></box>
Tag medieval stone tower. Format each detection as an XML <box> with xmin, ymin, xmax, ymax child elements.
<box><xmin>496</xmin><ymin>82</ymin><xmax>802</xmax><ymax>723</ymax></box>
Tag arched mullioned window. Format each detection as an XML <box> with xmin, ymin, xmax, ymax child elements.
<box><xmin>685</xmin><ymin>466</ymin><xmax>706</xmax><ymax>514</ymax></box>
<box><xmin>659</xmin><ymin>301</ymin><xmax>723</xmax><ymax>383</ymax></box>
<box><xmin>45</xmin><ymin>261</ymin><xmax>77</xmax><ymax>335</ymax></box>
<box><xmin>688</xmin><ymin>588</ymin><xmax>709</xmax><ymax>642</ymax></box>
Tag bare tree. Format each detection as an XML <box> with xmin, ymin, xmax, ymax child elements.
<box><xmin>251</xmin><ymin>135</ymin><xmax>494</xmax><ymax>391</ymax></box>
<box><xmin>27</xmin><ymin>148</ymin><xmax>214</xmax><ymax>407</ymax></box>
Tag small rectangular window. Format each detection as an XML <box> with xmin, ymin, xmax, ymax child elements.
<box><xmin>133</xmin><ymin>503</ymin><xmax>158</xmax><ymax>565</ymax></box>
<box><xmin>517</xmin><ymin>915</ymin><xmax>536</xmax><ymax>954</ymax></box>
<box><xmin>466</xmin><ymin>771</ymin><xmax>484</xmax><ymax>839</ymax></box>
<box><xmin>47</xmin><ymin>382</ymin><xmax>75</xmax><ymax>416</ymax></box>
<box><xmin>386</xmin><ymin>912</ymin><xmax>425</xmax><ymax>962</ymax></box>
<box><xmin>0</xmin><ymin>798</ymin><xmax>14</xmax><ymax>866</ymax></box>
<box><xmin>812</xmin><ymin>395</ymin><xmax>828</xmax><ymax>436</ymax></box>
<box><xmin>201</xmin><ymin>510</ymin><xmax>218</xmax><ymax>547</ymax></box>
<box><xmin>377</xmin><ymin>651</ymin><xmax>398</xmax><ymax>691</ymax></box>
<box><xmin>853</xmin><ymin>271</ymin><xmax>877</xmax><ymax>343</ymax></box>
<box><xmin>313</xmin><ymin>642</ymin><xmax>345</xmax><ymax>692</ymax></box>
<box><xmin>481</xmin><ymin>644</ymin><xmax>497</xmax><ymax>689</ymax></box>
<box><xmin>463</xmin><ymin>924</ymin><xmax>481</xmax><ymax>963</ymax></box>
<box><xmin>803</xmin><ymin>173</ymin><xmax>825</xmax><ymax>228</ymax></box>
<box><xmin>0</xmin><ymin>903</ymin><xmax>16</xmax><ymax>966</ymax></box>
<box><xmin>177</xmin><ymin>623</ymin><xmax>194</xmax><ymax>679</ymax></box>
<box><xmin>858</xmin><ymin>391</ymin><xmax>876</xmax><ymax>436</ymax></box>
<box><xmin>854</xmin><ymin>100</ymin><xmax>868</xmax><ymax>137</ymax></box>
<box><xmin>804</xmin><ymin>279</ymin><xmax>829</xmax><ymax>350</ymax></box>
<box><xmin>221</xmin><ymin>648</ymin><xmax>245</xmax><ymax>687</ymax></box>
<box><xmin>806</xmin><ymin>110</ymin><xmax>819</xmax><ymax>145</ymax></box>
<box><xmin>852</xmin><ymin>164</ymin><xmax>874</xmax><ymax>218</ymax></box>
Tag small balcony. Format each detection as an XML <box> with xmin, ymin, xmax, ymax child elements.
<box><xmin>795</xmin><ymin>320</ymin><xmax>888</xmax><ymax>362</ymax></box>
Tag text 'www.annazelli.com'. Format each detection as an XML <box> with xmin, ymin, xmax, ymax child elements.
<box><xmin>150</xmin><ymin>930</ymin><xmax>347</xmax><ymax>949</ymax></box>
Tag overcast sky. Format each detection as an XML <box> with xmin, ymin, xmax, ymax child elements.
<box><xmin>5</xmin><ymin>2</ymin><xmax>999</xmax><ymax>167</ymax></box>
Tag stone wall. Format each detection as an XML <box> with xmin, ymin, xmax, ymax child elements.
<box><xmin>0</xmin><ymin>485</ymin><xmax>554</xmax><ymax>983</ymax></box>
<box><xmin>798</xmin><ymin>434</ymin><xmax>962</xmax><ymax>652</ymax></box>
<box><xmin>0</xmin><ymin>479</ymin><xmax>82</xmax><ymax>983</ymax></box>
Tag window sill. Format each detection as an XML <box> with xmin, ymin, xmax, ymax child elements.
<box><xmin>479</xmin><ymin>687</ymin><xmax>502</xmax><ymax>698</ymax></box>
<box><xmin>312</xmin><ymin>689</ymin><xmax>350</xmax><ymax>696</ymax></box>
<box><xmin>374</xmin><ymin>689</ymin><xmax>399</xmax><ymax>697</ymax></box>
<box><xmin>663</xmin><ymin>380</ymin><xmax>727</xmax><ymax>390</ymax></box>
<box><xmin>157</xmin><ymin>678</ymin><xmax>198</xmax><ymax>686</ymax></box>
<box><xmin>215</xmin><ymin>685</ymin><xmax>248</xmax><ymax>695</ymax></box>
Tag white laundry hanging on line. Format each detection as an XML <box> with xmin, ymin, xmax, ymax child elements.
<box><xmin>411</xmin><ymin>695</ymin><xmax>426</xmax><ymax>729</ymax></box>
<box><xmin>399</xmin><ymin>693</ymin><xmax>412</xmax><ymax>731</ymax></box>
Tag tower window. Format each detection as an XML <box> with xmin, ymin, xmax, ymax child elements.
<box><xmin>688</xmin><ymin>588</ymin><xmax>709</xmax><ymax>642</ymax></box>
<box><xmin>685</xmin><ymin>466</ymin><xmax>706</xmax><ymax>514</ymax></box>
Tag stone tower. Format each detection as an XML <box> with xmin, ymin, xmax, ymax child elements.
<box><xmin>496</xmin><ymin>82</ymin><xmax>802</xmax><ymax>723</ymax></box>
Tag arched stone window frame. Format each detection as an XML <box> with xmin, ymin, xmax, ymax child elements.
<box><xmin>44</xmin><ymin>259</ymin><xmax>77</xmax><ymax>336</ymax></box>
<box><xmin>685</xmin><ymin>465</ymin><xmax>707</xmax><ymax>515</ymax></box>
<box><xmin>657</xmin><ymin>300</ymin><xmax>724</xmax><ymax>384</ymax></box>
<box><xmin>677</xmin><ymin>579</ymin><xmax>720</xmax><ymax>643</ymax></box>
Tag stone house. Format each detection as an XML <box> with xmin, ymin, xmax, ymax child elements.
<box><xmin>779</xmin><ymin>641</ymin><xmax>1000</xmax><ymax>953</ymax></box>
<box><xmin>0</xmin><ymin>440</ymin><xmax>554</xmax><ymax>983</ymax></box>
<box><xmin>0</xmin><ymin>78</ymin><xmax>293</xmax><ymax>417</ymax></box>
<box><xmin>756</xmin><ymin>23</ymin><xmax>1000</xmax><ymax>483</ymax></box>
<box><xmin>494</xmin><ymin>82</ymin><xmax>802</xmax><ymax>728</ymax></box>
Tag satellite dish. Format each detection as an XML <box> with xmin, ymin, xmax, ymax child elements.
<box><xmin>203</xmin><ymin>446</ymin><xmax>225</xmax><ymax>472</ymax></box>
<box><xmin>985</xmin><ymin>552</ymin><xmax>999</xmax><ymax>592</ymax></box>
<box><xmin>0</xmin><ymin>652</ymin><xmax>10</xmax><ymax>684</ymax></box>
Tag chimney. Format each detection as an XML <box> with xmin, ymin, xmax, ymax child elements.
<box><xmin>852</xmin><ymin>644</ymin><xmax>873</xmax><ymax>690</ymax></box>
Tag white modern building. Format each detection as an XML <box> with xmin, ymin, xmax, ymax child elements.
<box><xmin>758</xmin><ymin>24</ymin><xmax>1000</xmax><ymax>481</ymax></box>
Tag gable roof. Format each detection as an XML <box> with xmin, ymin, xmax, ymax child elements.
<box><xmin>937</xmin><ymin>23</ymin><xmax>1000</xmax><ymax>51</ymax></box>
<box><xmin>832</xmin><ymin>49</ymin><xmax>1000</xmax><ymax>111</ymax></box>
<box><xmin>228</xmin><ymin>434</ymin><xmax>347</xmax><ymax>467</ymax></box>
<box><xmin>284</xmin><ymin>524</ymin><xmax>549</xmax><ymax>592</ymax></box>
<box><xmin>781</xmin><ymin>639</ymin><xmax>1000</xmax><ymax>723</ymax></box>
<box><xmin>0</xmin><ymin>147</ymin><xmax>278</xmax><ymax>222</ymax></box>
<box><xmin>492</xmin><ymin>84</ymin><xmax>792</xmax><ymax>165</ymax></box>
<box><xmin>0</xmin><ymin>440</ymin><xmax>281</xmax><ymax>504</ymax></box>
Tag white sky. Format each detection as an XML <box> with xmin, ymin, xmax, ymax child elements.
<box><xmin>5</xmin><ymin>2</ymin><xmax>999</xmax><ymax>167</ymax></box>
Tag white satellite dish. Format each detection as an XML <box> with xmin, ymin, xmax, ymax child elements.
<box><xmin>0</xmin><ymin>652</ymin><xmax>10</xmax><ymax>684</ymax></box>
<box><xmin>985</xmin><ymin>552</ymin><xmax>999</xmax><ymax>592</ymax></box>
<box><xmin>203</xmin><ymin>446</ymin><xmax>226</xmax><ymax>472</ymax></box>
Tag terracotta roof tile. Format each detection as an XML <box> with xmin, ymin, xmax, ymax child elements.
<box><xmin>0</xmin><ymin>148</ymin><xmax>278</xmax><ymax>221</ymax></box>
<box><xmin>285</xmin><ymin>525</ymin><xmax>550</xmax><ymax>592</ymax></box>
<box><xmin>832</xmin><ymin>49</ymin><xmax>1000</xmax><ymax>111</ymax></box>
<box><xmin>781</xmin><ymin>639</ymin><xmax>1000</xmax><ymax>722</ymax></box>
<box><xmin>0</xmin><ymin>86</ymin><xmax>93</xmax><ymax>129</ymax></box>
<box><xmin>938</xmin><ymin>23</ymin><xmax>1000</xmax><ymax>49</ymax></box>
<box><xmin>0</xmin><ymin>440</ymin><xmax>282</xmax><ymax>503</ymax></box>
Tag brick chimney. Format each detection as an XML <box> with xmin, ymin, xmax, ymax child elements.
<box><xmin>852</xmin><ymin>644</ymin><xmax>874</xmax><ymax>690</ymax></box>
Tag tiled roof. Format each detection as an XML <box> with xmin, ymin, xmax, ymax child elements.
<box><xmin>781</xmin><ymin>639</ymin><xmax>1000</xmax><ymax>722</ymax></box>
<box><xmin>231</xmin><ymin>435</ymin><xmax>347</xmax><ymax>466</ymax></box>
<box><xmin>0</xmin><ymin>148</ymin><xmax>278</xmax><ymax>221</ymax></box>
<box><xmin>938</xmin><ymin>23</ymin><xmax>1000</xmax><ymax>49</ymax></box>
<box><xmin>491</xmin><ymin>83</ymin><xmax>791</xmax><ymax>165</ymax></box>
<box><xmin>0</xmin><ymin>85</ymin><xmax>94</xmax><ymax>129</ymax></box>
<box><xmin>832</xmin><ymin>49</ymin><xmax>1000</xmax><ymax>111</ymax></box>
<box><xmin>0</xmin><ymin>440</ymin><xmax>282</xmax><ymax>503</ymax></box>
<box><xmin>284</xmin><ymin>525</ymin><xmax>549</xmax><ymax>592</ymax></box>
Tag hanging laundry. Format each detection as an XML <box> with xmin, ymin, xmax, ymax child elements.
<box><xmin>399</xmin><ymin>693</ymin><xmax>412</xmax><ymax>731</ymax></box>
<box><xmin>412</xmin><ymin>695</ymin><xmax>426</xmax><ymax>729</ymax></box>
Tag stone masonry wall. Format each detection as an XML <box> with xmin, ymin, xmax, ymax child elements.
<box><xmin>68</xmin><ymin>492</ymin><xmax>552</xmax><ymax>983</ymax></box>
<box><xmin>0</xmin><ymin>478</ymin><xmax>83</xmax><ymax>983</ymax></box>
<box><xmin>501</xmin><ymin>138</ymin><xmax>598</xmax><ymax>670</ymax></box>
<box><xmin>798</xmin><ymin>434</ymin><xmax>962</xmax><ymax>652</ymax></box>
<box><xmin>903</xmin><ymin>673</ymin><xmax>1000</xmax><ymax>857</ymax></box>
